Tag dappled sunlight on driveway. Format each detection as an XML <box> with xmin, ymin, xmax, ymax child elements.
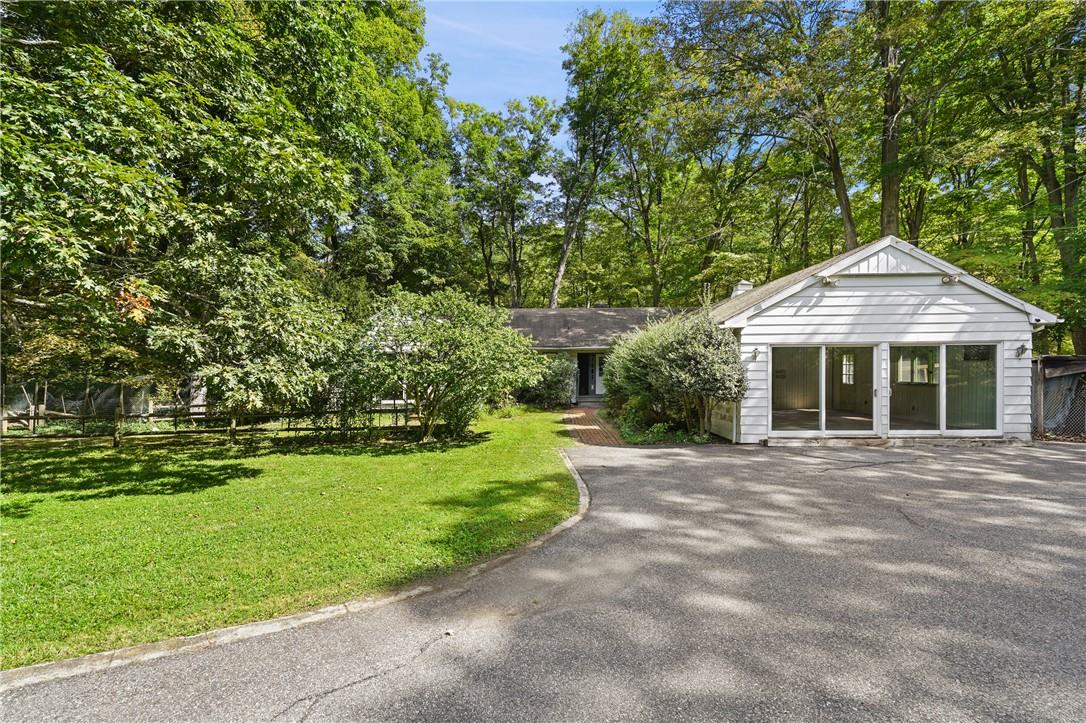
<box><xmin>3</xmin><ymin>443</ymin><xmax>1083</xmax><ymax>721</ymax></box>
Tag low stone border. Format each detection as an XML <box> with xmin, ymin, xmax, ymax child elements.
<box><xmin>0</xmin><ymin>450</ymin><xmax>591</xmax><ymax>692</ymax></box>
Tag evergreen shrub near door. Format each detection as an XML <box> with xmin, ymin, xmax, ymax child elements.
<box><xmin>515</xmin><ymin>355</ymin><xmax>577</xmax><ymax>409</ymax></box>
<box><xmin>604</xmin><ymin>309</ymin><xmax>746</xmax><ymax>436</ymax></box>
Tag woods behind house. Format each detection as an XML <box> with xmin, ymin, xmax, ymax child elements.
<box><xmin>3</xmin><ymin>1</ymin><xmax>1083</xmax><ymax>416</ymax></box>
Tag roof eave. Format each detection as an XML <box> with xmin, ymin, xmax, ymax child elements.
<box><xmin>716</xmin><ymin>236</ymin><xmax>1061</xmax><ymax>327</ymax></box>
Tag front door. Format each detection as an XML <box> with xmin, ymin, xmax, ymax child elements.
<box><xmin>577</xmin><ymin>353</ymin><xmax>596</xmax><ymax>396</ymax></box>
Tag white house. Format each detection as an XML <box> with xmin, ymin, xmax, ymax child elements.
<box><xmin>509</xmin><ymin>236</ymin><xmax>1059</xmax><ymax>443</ymax></box>
<box><xmin>708</xmin><ymin>236</ymin><xmax>1060</xmax><ymax>443</ymax></box>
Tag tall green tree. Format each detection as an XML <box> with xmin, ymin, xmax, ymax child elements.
<box><xmin>549</xmin><ymin>11</ymin><xmax>649</xmax><ymax>307</ymax></box>
<box><xmin>451</xmin><ymin>98</ymin><xmax>559</xmax><ymax>307</ymax></box>
<box><xmin>1</xmin><ymin>1</ymin><xmax>454</xmax><ymax>387</ymax></box>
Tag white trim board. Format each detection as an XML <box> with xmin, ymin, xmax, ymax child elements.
<box><xmin>719</xmin><ymin>236</ymin><xmax>1060</xmax><ymax>329</ymax></box>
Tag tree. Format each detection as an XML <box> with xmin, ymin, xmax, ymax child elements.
<box><xmin>148</xmin><ymin>252</ymin><xmax>343</xmax><ymax>441</ymax></box>
<box><xmin>972</xmin><ymin>0</ymin><xmax>1085</xmax><ymax>352</ymax></box>
<box><xmin>549</xmin><ymin>11</ymin><xmax>647</xmax><ymax>307</ymax></box>
<box><xmin>665</xmin><ymin>0</ymin><xmax>867</xmax><ymax>251</ymax></box>
<box><xmin>603</xmin><ymin>309</ymin><xmax>746</xmax><ymax>434</ymax></box>
<box><xmin>451</xmin><ymin>98</ymin><xmax>559</xmax><ymax>307</ymax></box>
<box><xmin>364</xmin><ymin>291</ymin><xmax>542</xmax><ymax>439</ymax></box>
<box><xmin>1</xmin><ymin>0</ymin><xmax>455</xmax><ymax>389</ymax></box>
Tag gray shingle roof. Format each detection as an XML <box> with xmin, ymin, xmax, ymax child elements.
<box><xmin>708</xmin><ymin>242</ymin><xmax>873</xmax><ymax>323</ymax></box>
<box><xmin>509</xmin><ymin>307</ymin><xmax>681</xmax><ymax>350</ymax></box>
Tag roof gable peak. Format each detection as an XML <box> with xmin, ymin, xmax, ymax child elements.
<box><xmin>710</xmin><ymin>235</ymin><xmax>1059</xmax><ymax>327</ymax></box>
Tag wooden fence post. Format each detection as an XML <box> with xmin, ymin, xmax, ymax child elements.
<box><xmin>1033</xmin><ymin>358</ymin><xmax>1046</xmax><ymax>439</ymax></box>
<box><xmin>112</xmin><ymin>385</ymin><xmax>124</xmax><ymax>448</ymax></box>
<box><xmin>30</xmin><ymin>382</ymin><xmax>39</xmax><ymax>434</ymax></box>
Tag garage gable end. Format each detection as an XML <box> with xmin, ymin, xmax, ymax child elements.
<box><xmin>834</xmin><ymin>243</ymin><xmax>944</xmax><ymax>275</ymax></box>
<box><xmin>715</xmin><ymin>236</ymin><xmax>1060</xmax><ymax>328</ymax></box>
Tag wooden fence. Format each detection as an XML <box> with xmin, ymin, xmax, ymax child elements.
<box><xmin>1</xmin><ymin>401</ymin><xmax>416</xmax><ymax>440</ymax></box>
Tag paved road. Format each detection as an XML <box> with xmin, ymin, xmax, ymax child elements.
<box><xmin>4</xmin><ymin>443</ymin><xmax>1085</xmax><ymax>722</ymax></box>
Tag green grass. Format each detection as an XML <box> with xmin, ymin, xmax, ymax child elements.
<box><xmin>0</xmin><ymin>410</ymin><xmax>577</xmax><ymax>669</ymax></box>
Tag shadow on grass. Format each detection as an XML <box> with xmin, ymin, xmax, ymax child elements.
<box><xmin>391</xmin><ymin>471</ymin><xmax>578</xmax><ymax>581</ymax></box>
<box><xmin>0</xmin><ymin>444</ymin><xmax>261</xmax><ymax>515</ymax></box>
<box><xmin>552</xmin><ymin>415</ymin><xmax>577</xmax><ymax>442</ymax></box>
<box><xmin>256</xmin><ymin>430</ymin><xmax>493</xmax><ymax>458</ymax></box>
<box><xmin>0</xmin><ymin>430</ymin><xmax>495</xmax><ymax>519</ymax></box>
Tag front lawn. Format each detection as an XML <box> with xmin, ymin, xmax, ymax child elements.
<box><xmin>0</xmin><ymin>410</ymin><xmax>577</xmax><ymax>669</ymax></box>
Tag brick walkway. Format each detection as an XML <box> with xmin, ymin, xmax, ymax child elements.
<box><xmin>564</xmin><ymin>405</ymin><xmax>626</xmax><ymax>446</ymax></box>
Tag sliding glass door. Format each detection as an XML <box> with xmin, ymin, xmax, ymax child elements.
<box><xmin>947</xmin><ymin>345</ymin><xmax>997</xmax><ymax>430</ymax></box>
<box><xmin>771</xmin><ymin>346</ymin><xmax>875</xmax><ymax>434</ymax></box>
<box><xmin>772</xmin><ymin>343</ymin><xmax>999</xmax><ymax>435</ymax></box>
<box><xmin>771</xmin><ymin>347</ymin><xmax>820</xmax><ymax>430</ymax></box>
<box><xmin>889</xmin><ymin>343</ymin><xmax>999</xmax><ymax>432</ymax></box>
<box><xmin>825</xmin><ymin>347</ymin><xmax>874</xmax><ymax>431</ymax></box>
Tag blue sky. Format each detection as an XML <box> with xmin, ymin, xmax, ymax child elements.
<box><xmin>423</xmin><ymin>1</ymin><xmax>657</xmax><ymax>115</ymax></box>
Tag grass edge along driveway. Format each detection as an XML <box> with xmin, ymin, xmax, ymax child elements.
<box><xmin>0</xmin><ymin>410</ymin><xmax>578</xmax><ymax>670</ymax></box>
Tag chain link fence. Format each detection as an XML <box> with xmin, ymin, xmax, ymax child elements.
<box><xmin>1033</xmin><ymin>356</ymin><xmax>1086</xmax><ymax>441</ymax></box>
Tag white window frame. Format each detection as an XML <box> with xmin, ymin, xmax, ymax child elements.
<box><xmin>767</xmin><ymin>344</ymin><xmax>878</xmax><ymax>438</ymax></box>
<box><xmin>767</xmin><ymin>342</ymin><xmax>1003</xmax><ymax>438</ymax></box>
<box><xmin>841</xmin><ymin>352</ymin><xmax>855</xmax><ymax>386</ymax></box>
<box><xmin>886</xmin><ymin>342</ymin><xmax>1003</xmax><ymax>438</ymax></box>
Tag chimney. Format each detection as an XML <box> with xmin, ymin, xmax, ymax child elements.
<box><xmin>731</xmin><ymin>280</ymin><xmax>754</xmax><ymax>298</ymax></box>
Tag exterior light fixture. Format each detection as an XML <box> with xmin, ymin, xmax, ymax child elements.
<box><xmin>820</xmin><ymin>276</ymin><xmax>839</xmax><ymax>287</ymax></box>
<box><xmin>941</xmin><ymin>274</ymin><xmax>960</xmax><ymax>284</ymax></box>
<box><xmin>1016</xmin><ymin>343</ymin><xmax>1028</xmax><ymax>358</ymax></box>
<box><xmin>751</xmin><ymin>348</ymin><xmax>760</xmax><ymax>361</ymax></box>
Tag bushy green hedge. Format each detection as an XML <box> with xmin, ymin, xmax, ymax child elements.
<box><xmin>307</xmin><ymin>291</ymin><xmax>545</xmax><ymax>440</ymax></box>
<box><xmin>602</xmin><ymin>310</ymin><xmax>746</xmax><ymax>436</ymax></box>
<box><xmin>515</xmin><ymin>355</ymin><xmax>575</xmax><ymax>409</ymax></box>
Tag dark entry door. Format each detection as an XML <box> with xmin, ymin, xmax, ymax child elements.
<box><xmin>577</xmin><ymin>353</ymin><xmax>595</xmax><ymax>396</ymax></box>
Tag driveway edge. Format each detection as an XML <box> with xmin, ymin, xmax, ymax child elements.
<box><xmin>0</xmin><ymin>449</ymin><xmax>590</xmax><ymax>693</ymax></box>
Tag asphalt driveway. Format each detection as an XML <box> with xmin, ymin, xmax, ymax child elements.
<box><xmin>3</xmin><ymin>443</ymin><xmax>1085</xmax><ymax>722</ymax></box>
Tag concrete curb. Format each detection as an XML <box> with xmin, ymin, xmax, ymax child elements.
<box><xmin>0</xmin><ymin>451</ymin><xmax>591</xmax><ymax>693</ymax></box>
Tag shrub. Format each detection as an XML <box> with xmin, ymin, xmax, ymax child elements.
<box><xmin>603</xmin><ymin>309</ymin><xmax>746</xmax><ymax>435</ymax></box>
<box><xmin>617</xmin><ymin>420</ymin><xmax>711</xmax><ymax>445</ymax></box>
<box><xmin>364</xmin><ymin>290</ymin><xmax>543</xmax><ymax>440</ymax></box>
<box><xmin>515</xmin><ymin>354</ymin><xmax>575</xmax><ymax>409</ymax></box>
<box><xmin>323</xmin><ymin>332</ymin><xmax>398</xmax><ymax>438</ymax></box>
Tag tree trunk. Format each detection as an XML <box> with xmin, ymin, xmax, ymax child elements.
<box><xmin>872</xmin><ymin>0</ymin><xmax>901</xmax><ymax>238</ymax></box>
<box><xmin>800</xmin><ymin>183</ymin><xmax>812</xmax><ymax>266</ymax></box>
<box><xmin>549</xmin><ymin>223</ymin><xmax>576</xmax><ymax>308</ymax></box>
<box><xmin>549</xmin><ymin>158</ymin><xmax>600</xmax><ymax>308</ymax></box>
<box><xmin>479</xmin><ymin>224</ymin><xmax>498</xmax><ymax>306</ymax></box>
<box><xmin>904</xmin><ymin>188</ymin><xmax>926</xmax><ymax>244</ymax></box>
<box><xmin>229</xmin><ymin>415</ymin><xmax>238</xmax><ymax>443</ymax></box>
<box><xmin>506</xmin><ymin>212</ymin><xmax>522</xmax><ymax>307</ymax></box>
<box><xmin>1037</xmin><ymin>150</ymin><xmax>1083</xmax><ymax>353</ymax></box>
<box><xmin>825</xmin><ymin>134</ymin><xmax>859</xmax><ymax>251</ymax></box>
<box><xmin>1016</xmin><ymin>158</ymin><xmax>1041</xmax><ymax>285</ymax></box>
<box><xmin>639</xmin><ymin>199</ymin><xmax>664</xmax><ymax>306</ymax></box>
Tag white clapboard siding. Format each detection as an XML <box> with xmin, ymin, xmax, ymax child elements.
<box><xmin>738</xmin><ymin>341</ymin><xmax>768</xmax><ymax>443</ymax></box>
<box><xmin>735</xmin><ymin>273</ymin><xmax>1036</xmax><ymax>443</ymax></box>
<box><xmin>837</xmin><ymin>245</ymin><xmax>940</xmax><ymax>275</ymax></box>
<box><xmin>1002</xmin><ymin>332</ymin><xmax>1033</xmax><ymax>439</ymax></box>
<box><xmin>741</xmin><ymin>276</ymin><xmax>1033</xmax><ymax>345</ymax></box>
